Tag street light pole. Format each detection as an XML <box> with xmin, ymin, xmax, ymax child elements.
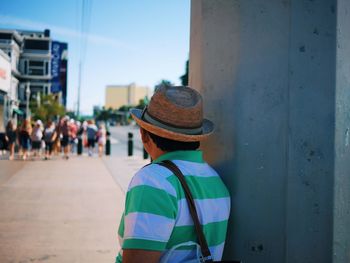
<box><xmin>77</xmin><ymin>61</ymin><xmax>82</xmax><ymax>118</ymax></box>
<box><xmin>37</xmin><ymin>92</ymin><xmax>41</xmax><ymax>108</ymax></box>
<box><xmin>26</xmin><ymin>82</ymin><xmax>30</xmax><ymax>120</ymax></box>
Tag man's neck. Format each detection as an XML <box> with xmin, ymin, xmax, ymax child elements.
<box><xmin>150</xmin><ymin>148</ymin><xmax>167</xmax><ymax>162</ymax></box>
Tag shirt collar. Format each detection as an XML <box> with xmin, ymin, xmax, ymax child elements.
<box><xmin>153</xmin><ymin>150</ymin><xmax>204</xmax><ymax>164</ymax></box>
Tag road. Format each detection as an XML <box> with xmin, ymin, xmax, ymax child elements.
<box><xmin>108</xmin><ymin>125</ymin><xmax>145</xmax><ymax>157</ymax></box>
<box><xmin>103</xmin><ymin>125</ymin><xmax>150</xmax><ymax>192</ymax></box>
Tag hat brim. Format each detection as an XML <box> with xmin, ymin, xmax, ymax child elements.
<box><xmin>130</xmin><ymin>108</ymin><xmax>214</xmax><ymax>142</ymax></box>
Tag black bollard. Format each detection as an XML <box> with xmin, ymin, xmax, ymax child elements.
<box><xmin>77</xmin><ymin>136</ymin><xmax>83</xmax><ymax>155</ymax></box>
<box><xmin>105</xmin><ymin>132</ymin><xmax>111</xmax><ymax>156</ymax></box>
<box><xmin>128</xmin><ymin>132</ymin><xmax>133</xmax><ymax>156</ymax></box>
<box><xmin>143</xmin><ymin>147</ymin><xmax>149</xmax><ymax>159</ymax></box>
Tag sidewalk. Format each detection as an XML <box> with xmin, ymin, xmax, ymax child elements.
<box><xmin>103</xmin><ymin>155</ymin><xmax>150</xmax><ymax>193</ymax></box>
<box><xmin>0</xmin><ymin>154</ymin><xmax>148</xmax><ymax>263</ymax></box>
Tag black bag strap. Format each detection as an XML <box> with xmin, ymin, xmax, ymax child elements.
<box><xmin>159</xmin><ymin>160</ymin><xmax>213</xmax><ymax>262</ymax></box>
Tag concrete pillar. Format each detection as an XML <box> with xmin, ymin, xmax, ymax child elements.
<box><xmin>189</xmin><ymin>1</ymin><xmax>350</xmax><ymax>262</ymax></box>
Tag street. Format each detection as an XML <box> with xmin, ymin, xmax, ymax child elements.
<box><xmin>108</xmin><ymin>124</ymin><xmax>145</xmax><ymax>157</ymax></box>
<box><xmin>104</xmin><ymin>125</ymin><xmax>150</xmax><ymax>192</ymax></box>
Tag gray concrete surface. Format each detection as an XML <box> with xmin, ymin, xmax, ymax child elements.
<box><xmin>0</xmin><ymin>153</ymin><xmax>148</xmax><ymax>263</ymax></box>
<box><xmin>109</xmin><ymin>125</ymin><xmax>145</xmax><ymax>157</ymax></box>
<box><xmin>190</xmin><ymin>0</ymin><xmax>350</xmax><ymax>262</ymax></box>
<box><xmin>103</xmin><ymin>155</ymin><xmax>149</xmax><ymax>193</ymax></box>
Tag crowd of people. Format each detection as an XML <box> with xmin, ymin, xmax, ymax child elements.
<box><xmin>2</xmin><ymin>117</ymin><xmax>107</xmax><ymax>161</ymax></box>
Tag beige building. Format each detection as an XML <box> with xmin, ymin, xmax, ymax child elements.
<box><xmin>105</xmin><ymin>83</ymin><xmax>150</xmax><ymax>109</ymax></box>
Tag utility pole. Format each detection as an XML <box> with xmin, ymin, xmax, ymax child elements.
<box><xmin>77</xmin><ymin>61</ymin><xmax>82</xmax><ymax>117</ymax></box>
<box><xmin>25</xmin><ymin>82</ymin><xmax>30</xmax><ymax>120</ymax></box>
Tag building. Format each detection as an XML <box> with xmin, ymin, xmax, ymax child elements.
<box><xmin>105</xmin><ymin>83</ymin><xmax>149</xmax><ymax>109</ymax></box>
<box><xmin>0</xmin><ymin>30</ymin><xmax>22</xmax><ymax>127</ymax></box>
<box><xmin>0</xmin><ymin>29</ymin><xmax>68</xmax><ymax>120</ymax></box>
<box><xmin>0</xmin><ymin>49</ymin><xmax>11</xmax><ymax>131</ymax></box>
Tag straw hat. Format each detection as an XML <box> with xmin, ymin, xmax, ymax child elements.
<box><xmin>130</xmin><ymin>86</ymin><xmax>214</xmax><ymax>142</ymax></box>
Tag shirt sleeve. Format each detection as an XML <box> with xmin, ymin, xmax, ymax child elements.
<box><xmin>122</xmin><ymin>166</ymin><xmax>178</xmax><ymax>251</ymax></box>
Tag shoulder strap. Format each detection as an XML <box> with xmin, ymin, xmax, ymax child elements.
<box><xmin>159</xmin><ymin>160</ymin><xmax>213</xmax><ymax>263</ymax></box>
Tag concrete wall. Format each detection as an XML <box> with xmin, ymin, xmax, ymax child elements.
<box><xmin>189</xmin><ymin>0</ymin><xmax>350</xmax><ymax>262</ymax></box>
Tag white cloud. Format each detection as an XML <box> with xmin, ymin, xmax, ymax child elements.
<box><xmin>0</xmin><ymin>14</ymin><xmax>135</xmax><ymax>50</ymax></box>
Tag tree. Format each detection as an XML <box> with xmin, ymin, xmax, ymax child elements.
<box><xmin>135</xmin><ymin>98</ymin><xmax>148</xmax><ymax>110</ymax></box>
<box><xmin>30</xmin><ymin>94</ymin><xmax>65</xmax><ymax>121</ymax></box>
<box><xmin>66</xmin><ymin>110</ymin><xmax>78</xmax><ymax>120</ymax></box>
<box><xmin>155</xmin><ymin>79</ymin><xmax>173</xmax><ymax>91</ymax></box>
<box><xmin>95</xmin><ymin>107</ymin><xmax>113</xmax><ymax>122</ymax></box>
<box><xmin>180</xmin><ymin>59</ymin><xmax>189</xmax><ymax>86</ymax></box>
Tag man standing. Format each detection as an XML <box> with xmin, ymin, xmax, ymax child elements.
<box><xmin>116</xmin><ymin>86</ymin><xmax>230</xmax><ymax>263</ymax></box>
<box><xmin>86</xmin><ymin>120</ymin><xmax>97</xmax><ymax>156</ymax></box>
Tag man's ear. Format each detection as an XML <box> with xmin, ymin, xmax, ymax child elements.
<box><xmin>140</xmin><ymin>128</ymin><xmax>150</xmax><ymax>144</ymax></box>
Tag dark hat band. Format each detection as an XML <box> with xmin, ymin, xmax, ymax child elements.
<box><xmin>141</xmin><ymin>108</ymin><xmax>203</xmax><ymax>135</ymax></box>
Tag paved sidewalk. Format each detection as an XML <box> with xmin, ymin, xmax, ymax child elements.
<box><xmin>102</xmin><ymin>155</ymin><xmax>150</xmax><ymax>193</ymax></box>
<box><xmin>0</xmin><ymin>155</ymin><xmax>147</xmax><ymax>263</ymax></box>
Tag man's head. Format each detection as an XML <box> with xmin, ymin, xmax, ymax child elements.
<box><xmin>130</xmin><ymin>85</ymin><xmax>214</xmax><ymax>158</ymax></box>
<box><xmin>145</xmin><ymin>129</ymin><xmax>200</xmax><ymax>151</ymax></box>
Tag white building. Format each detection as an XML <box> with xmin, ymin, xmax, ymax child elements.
<box><xmin>18</xmin><ymin>30</ymin><xmax>52</xmax><ymax>101</ymax></box>
<box><xmin>0</xmin><ymin>29</ymin><xmax>68</xmax><ymax>120</ymax></box>
<box><xmin>0</xmin><ymin>49</ymin><xmax>11</xmax><ymax>131</ymax></box>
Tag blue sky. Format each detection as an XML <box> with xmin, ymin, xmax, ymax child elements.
<box><xmin>0</xmin><ymin>0</ymin><xmax>190</xmax><ymax>114</ymax></box>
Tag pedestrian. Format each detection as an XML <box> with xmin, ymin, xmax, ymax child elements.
<box><xmin>19</xmin><ymin>119</ymin><xmax>32</xmax><ymax>160</ymax></box>
<box><xmin>5</xmin><ymin>120</ymin><xmax>17</xmax><ymax>160</ymax></box>
<box><xmin>43</xmin><ymin>120</ymin><xmax>56</xmax><ymax>160</ymax></box>
<box><xmin>96</xmin><ymin>123</ymin><xmax>106</xmax><ymax>157</ymax></box>
<box><xmin>0</xmin><ymin>132</ymin><xmax>7</xmax><ymax>157</ymax></box>
<box><xmin>69</xmin><ymin>119</ymin><xmax>78</xmax><ymax>153</ymax></box>
<box><xmin>31</xmin><ymin>120</ymin><xmax>43</xmax><ymax>158</ymax></box>
<box><xmin>53</xmin><ymin>117</ymin><xmax>63</xmax><ymax>156</ymax></box>
<box><xmin>60</xmin><ymin>117</ymin><xmax>70</xmax><ymax>160</ymax></box>
<box><xmin>86</xmin><ymin>120</ymin><xmax>97</xmax><ymax>156</ymax></box>
<box><xmin>115</xmin><ymin>86</ymin><xmax>230</xmax><ymax>262</ymax></box>
<box><xmin>82</xmin><ymin>120</ymin><xmax>88</xmax><ymax>148</ymax></box>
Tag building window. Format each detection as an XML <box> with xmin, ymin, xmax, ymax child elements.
<box><xmin>0</xmin><ymin>33</ymin><xmax>12</xmax><ymax>39</ymax></box>
<box><xmin>30</xmin><ymin>85</ymin><xmax>44</xmax><ymax>100</ymax></box>
<box><xmin>24</xmin><ymin>39</ymin><xmax>49</xmax><ymax>50</ymax></box>
<box><xmin>29</xmin><ymin>61</ymin><xmax>44</xmax><ymax>67</ymax></box>
<box><xmin>45</xmin><ymin>62</ymin><xmax>48</xmax><ymax>75</ymax></box>
<box><xmin>24</xmin><ymin>60</ymin><xmax>28</xmax><ymax>74</ymax></box>
<box><xmin>27</xmin><ymin>60</ymin><xmax>49</xmax><ymax>76</ymax></box>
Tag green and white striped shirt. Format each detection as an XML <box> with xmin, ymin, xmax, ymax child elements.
<box><xmin>116</xmin><ymin>150</ymin><xmax>230</xmax><ymax>262</ymax></box>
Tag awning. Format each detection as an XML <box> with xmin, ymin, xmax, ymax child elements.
<box><xmin>13</xmin><ymin>108</ymin><xmax>24</xmax><ymax>115</ymax></box>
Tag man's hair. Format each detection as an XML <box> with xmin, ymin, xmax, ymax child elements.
<box><xmin>144</xmin><ymin>129</ymin><xmax>200</xmax><ymax>152</ymax></box>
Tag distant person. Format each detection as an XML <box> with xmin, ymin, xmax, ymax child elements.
<box><xmin>69</xmin><ymin>119</ymin><xmax>78</xmax><ymax>153</ymax></box>
<box><xmin>53</xmin><ymin>117</ymin><xmax>63</xmax><ymax>155</ymax></box>
<box><xmin>43</xmin><ymin>120</ymin><xmax>56</xmax><ymax>160</ymax></box>
<box><xmin>82</xmin><ymin>120</ymin><xmax>88</xmax><ymax>148</ymax></box>
<box><xmin>96</xmin><ymin>123</ymin><xmax>106</xmax><ymax>157</ymax></box>
<box><xmin>31</xmin><ymin>120</ymin><xmax>43</xmax><ymax>158</ymax></box>
<box><xmin>60</xmin><ymin>117</ymin><xmax>71</xmax><ymax>160</ymax></box>
<box><xmin>86</xmin><ymin>120</ymin><xmax>97</xmax><ymax>156</ymax></box>
<box><xmin>5</xmin><ymin>120</ymin><xmax>17</xmax><ymax>160</ymax></box>
<box><xmin>19</xmin><ymin>119</ymin><xmax>32</xmax><ymax>160</ymax></box>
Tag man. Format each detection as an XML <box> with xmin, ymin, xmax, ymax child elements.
<box><xmin>86</xmin><ymin>120</ymin><xmax>97</xmax><ymax>156</ymax></box>
<box><xmin>60</xmin><ymin>117</ymin><xmax>71</xmax><ymax>160</ymax></box>
<box><xmin>116</xmin><ymin>86</ymin><xmax>230</xmax><ymax>263</ymax></box>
